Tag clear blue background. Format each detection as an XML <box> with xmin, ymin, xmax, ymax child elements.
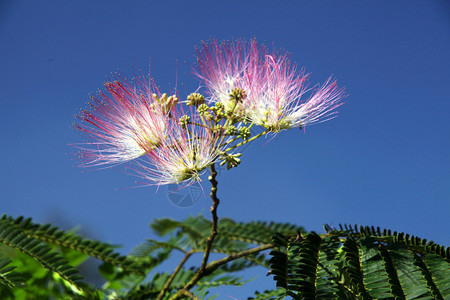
<box><xmin>1</xmin><ymin>1</ymin><xmax>449</xmax><ymax>298</ymax></box>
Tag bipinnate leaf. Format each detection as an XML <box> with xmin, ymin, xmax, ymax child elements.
<box><xmin>0</xmin><ymin>219</ymin><xmax>85</xmax><ymax>294</ymax></box>
<box><xmin>0</xmin><ymin>215</ymin><xmax>142</xmax><ymax>274</ymax></box>
<box><xmin>269</xmin><ymin>223</ymin><xmax>450</xmax><ymax>299</ymax></box>
<box><xmin>0</xmin><ymin>258</ymin><xmax>25</xmax><ymax>288</ymax></box>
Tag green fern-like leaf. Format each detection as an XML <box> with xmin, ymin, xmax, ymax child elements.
<box><xmin>117</xmin><ymin>216</ymin><xmax>300</xmax><ymax>299</ymax></box>
<box><xmin>144</xmin><ymin>216</ymin><xmax>293</xmax><ymax>271</ymax></box>
<box><xmin>219</xmin><ymin>218</ymin><xmax>304</xmax><ymax>245</ymax></box>
<box><xmin>0</xmin><ymin>220</ymin><xmax>84</xmax><ymax>294</ymax></box>
<box><xmin>0</xmin><ymin>215</ymin><xmax>142</xmax><ymax>274</ymax></box>
<box><xmin>315</xmin><ymin>235</ymin><xmax>342</xmax><ymax>298</ymax></box>
<box><xmin>414</xmin><ymin>253</ymin><xmax>449</xmax><ymax>300</ymax></box>
<box><xmin>357</xmin><ymin>237</ymin><xmax>391</xmax><ymax>299</ymax></box>
<box><xmin>340</xmin><ymin>237</ymin><xmax>371</xmax><ymax>299</ymax></box>
<box><xmin>269</xmin><ymin>233</ymin><xmax>289</xmax><ymax>290</ymax></box>
<box><xmin>151</xmin><ymin>217</ymin><xmax>210</xmax><ymax>243</ymax></box>
<box><xmin>248</xmin><ymin>288</ymin><xmax>286</xmax><ymax>300</ymax></box>
<box><xmin>0</xmin><ymin>258</ymin><xmax>24</xmax><ymax>288</ymax></box>
<box><xmin>216</xmin><ymin>252</ymin><xmax>268</xmax><ymax>272</ymax></box>
<box><xmin>269</xmin><ymin>224</ymin><xmax>449</xmax><ymax>299</ymax></box>
<box><xmin>132</xmin><ymin>239</ymin><xmax>185</xmax><ymax>257</ymax></box>
<box><xmin>332</xmin><ymin>224</ymin><xmax>450</xmax><ymax>260</ymax></box>
<box><xmin>149</xmin><ymin>215</ymin><xmax>303</xmax><ymax>252</ymax></box>
<box><xmin>117</xmin><ymin>267</ymin><xmax>246</xmax><ymax>300</ymax></box>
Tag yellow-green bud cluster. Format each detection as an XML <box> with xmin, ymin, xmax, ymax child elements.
<box><xmin>210</xmin><ymin>102</ymin><xmax>225</xmax><ymax>119</ymax></box>
<box><xmin>229</xmin><ymin>87</ymin><xmax>247</xmax><ymax>103</ymax></box>
<box><xmin>238</xmin><ymin>127</ymin><xmax>251</xmax><ymax>140</ymax></box>
<box><xmin>264</xmin><ymin>119</ymin><xmax>292</xmax><ymax>132</ymax></box>
<box><xmin>179</xmin><ymin>115</ymin><xmax>190</xmax><ymax>129</ymax></box>
<box><xmin>220</xmin><ymin>153</ymin><xmax>242</xmax><ymax>170</ymax></box>
<box><xmin>224</xmin><ymin>125</ymin><xmax>237</xmax><ymax>135</ymax></box>
<box><xmin>197</xmin><ymin>103</ymin><xmax>209</xmax><ymax>115</ymax></box>
<box><xmin>152</xmin><ymin>93</ymin><xmax>178</xmax><ymax>114</ymax></box>
<box><xmin>223</xmin><ymin>98</ymin><xmax>246</xmax><ymax>124</ymax></box>
<box><xmin>213</xmin><ymin>125</ymin><xmax>224</xmax><ymax>134</ymax></box>
<box><xmin>224</xmin><ymin>100</ymin><xmax>237</xmax><ymax>117</ymax></box>
<box><xmin>186</xmin><ymin>93</ymin><xmax>206</xmax><ymax>106</ymax></box>
<box><xmin>204</xmin><ymin>111</ymin><xmax>213</xmax><ymax>121</ymax></box>
<box><xmin>215</xmin><ymin>102</ymin><xmax>224</xmax><ymax>110</ymax></box>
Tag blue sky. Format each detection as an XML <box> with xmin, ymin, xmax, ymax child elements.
<box><xmin>1</xmin><ymin>1</ymin><xmax>449</xmax><ymax>298</ymax></box>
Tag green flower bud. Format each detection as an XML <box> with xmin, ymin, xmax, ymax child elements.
<box><xmin>186</xmin><ymin>93</ymin><xmax>206</xmax><ymax>106</ymax></box>
<box><xmin>213</xmin><ymin>125</ymin><xmax>224</xmax><ymax>134</ymax></box>
<box><xmin>179</xmin><ymin>115</ymin><xmax>190</xmax><ymax>129</ymax></box>
<box><xmin>238</xmin><ymin>127</ymin><xmax>251</xmax><ymax>140</ymax></box>
<box><xmin>163</xmin><ymin>95</ymin><xmax>178</xmax><ymax>113</ymax></box>
<box><xmin>229</xmin><ymin>87</ymin><xmax>247</xmax><ymax>103</ymax></box>
<box><xmin>204</xmin><ymin>111</ymin><xmax>213</xmax><ymax>121</ymax></box>
<box><xmin>224</xmin><ymin>99</ymin><xmax>237</xmax><ymax>117</ymax></box>
<box><xmin>197</xmin><ymin>103</ymin><xmax>209</xmax><ymax>115</ymax></box>
<box><xmin>224</xmin><ymin>125</ymin><xmax>237</xmax><ymax>135</ymax></box>
<box><xmin>151</xmin><ymin>93</ymin><xmax>178</xmax><ymax>114</ymax></box>
<box><xmin>210</xmin><ymin>106</ymin><xmax>221</xmax><ymax>119</ymax></box>
<box><xmin>220</xmin><ymin>153</ymin><xmax>242</xmax><ymax>170</ymax></box>
<box><xmin>215</xmin><ymin>102</ymin><xmax>224</xmax><ymax>110</ymax></box>
<box><xmin>152</xmin><ymin>93</ymin><xmax>160</xmax><ymax>103</ymax></box>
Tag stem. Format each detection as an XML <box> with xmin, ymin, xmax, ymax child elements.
<box><xmin>168</xmin><ymin>243</ymin><xmax>275</xmax><ymax>300</ymax></box>
<box><xmin>215</xmin><ymin>101</ymin><xmax>245</xmax><ymax>147</ymax></box>
<box><xmin>157</xmin><ymin>251</ymin><xmax>193</xmax><ymax>300</ymax></box>
<box><xmin>169</xmin><ymin>166</ymin><xmax>274</xmax><ymax>299</ymax></box>
<box><xmin>224</xmin><ymin>129</ymin><xmax>269</xmax><ymax>152</ymax></box>
<box><xmin>219</xmin><ymin>135</ymin><xmax>241</xmax><ymax>148</ymax></box>
<box><xmin>199</xmin><ymin>164</ymin><xmax>220</xmax><ymax>273</ymax></box>
<box><xmin>199</xmin><ymin>113</ymin><xmax>214</xmax><ymax>141</ymax></box>
<box><xmin>203</xmin><ymin>243</ymin><xmax>274</xmax><ymax>276</ymax></box>
<box><xmin>170</xmin><ymin>164</ymin><xmax>220</xmax><ymax>299</ymax></box>
<box><xmin>187</xmin><ymin>121</ymin><xmax>208</xmax><ymax>129</ymax></box>
<box><xmin>174</xmin><ymin>290</ymin><xmax>200</xmax><ymax>300</ymax></box>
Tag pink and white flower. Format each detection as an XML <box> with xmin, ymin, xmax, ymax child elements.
<box><xmin>75</xmin><ymin>75</ymin><xmax>171</xmax><ymax>167</ymax></box>
<box><xmin>132</xmin><ymin>110</ymin><xmax>225</xmax><ymax>186</ymax></box>
<box><xmin>194</xmin><ymin>39</ymin><xmax>345</xmax><ymax>132</ymax></box>
<box><xmin>75</xmin><ymin>74</ymin><xmax>226</xmax><ymax>185</ymax></box>
<box><xmin>194</xmin><ymin>40</ymin><xmax>259</xmax><ymax>110</ymax></box>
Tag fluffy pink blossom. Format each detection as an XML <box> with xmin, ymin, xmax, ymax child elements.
<box><xmin>75</xmin><ymin>75</ymin><xmax>172</xmax><ymax>167</ymax></box>
<box><xmin>75</xmin><ymin>74</ymin><xmax>226</xmax><ymax>186</ymax></box>
<box><xmin>131</xmin><ymin>110</ymin><xmax>225</xmax><ymax>186</ymax></box>
<box><xmin>194</xmin><ymin>39</ymin><xmax>259</xmax><ymax>108</ymax></box>
<box><xmin>195</xmin><ymin>39</ymin><xmax>345</xmax><ymax>132</ymax></box>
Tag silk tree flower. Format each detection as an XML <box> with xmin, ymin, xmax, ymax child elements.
<box><xmin>131</xmin><ymin>110</ymin><xmax>226</xmax><ymax>186</ymax></box>
<box><xmin>194</xmin><ymin>39</ymin><xmax>345</xmax><ymax>132</ymax></box>
<box><xmin>193</xmin><ymin>39</ymin><xmax>259</xmax><ymax>112</ymax></box>
<box><xmin>75</xmin><ymin>75</ymin><xmax>176</xmax><ymax>167</ymax></box>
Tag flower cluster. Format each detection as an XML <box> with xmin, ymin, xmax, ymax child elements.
<box><xmin>74</xmin><ymin>39</ymin><xmax>345</xmax><ymax>187</ymax></box>
<box><xmin>132</xmin><ymin>108</ymin><xmax>228</xmax><ymax>186</ymax></box>
<box><xmin>195</xmin><ymin>39</ymin><xmax>344</xmax><ymax>131</ymax></box>
<box><xmin>75</xmin><ymin>76</ymin><xmax>226</xmax><ymax>186</ymax></box>
<box><xmin>75</xmin><ymin>76</ymin><xmax>170</xmax><ymax>167</ymax></box>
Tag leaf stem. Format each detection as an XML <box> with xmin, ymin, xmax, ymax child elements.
<box><xmin>168</xmin><ymin>242</ymin><xmax>275</xmax><ymax>299</ymax></box>
<box><xmin>156</xmin><ymin>251</ymin><xmax>194</xmax><ymax>300</ymax></box>
<box><xmin>179</xmin><ymin>290</ymin><xmax>200</xmax><ymax>300</ymax></box>
<box><xmin>203</xmin><ymin>243</ymin><xmax>274</xmax><ymax>276</ymax></box>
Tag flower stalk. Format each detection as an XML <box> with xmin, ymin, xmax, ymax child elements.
<box><xmin>223</xmin><ymin>129</ymin><xmax>269</xmax><ymax>153</ymax></box>
<box><xmin>188</xmin><ymin>164</ymin><xmax>219</xmax><ymax>285</ymax></box>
